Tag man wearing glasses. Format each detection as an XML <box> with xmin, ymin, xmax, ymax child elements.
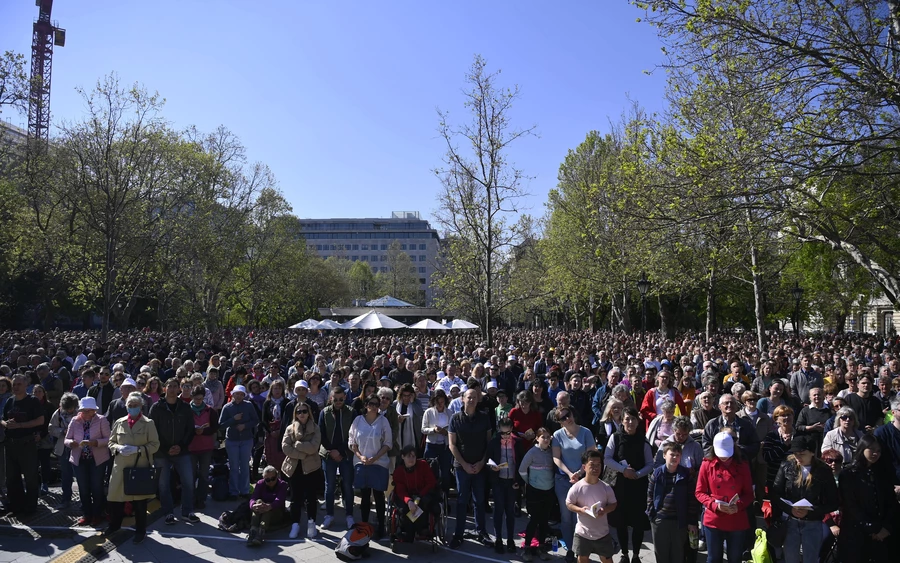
<box><xmin>318</xmin><ymin>386</ymin><xmax>356</xmax><ymax>530</ymax></box>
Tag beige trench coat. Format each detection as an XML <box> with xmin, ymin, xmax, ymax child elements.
<box><xmin>107</xmin><ymin>415</ymin><xmax>160</xmax><ymax>503</ymax></box>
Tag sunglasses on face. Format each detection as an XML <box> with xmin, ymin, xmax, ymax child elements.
<box><xmin>367</xmin><ymin>402</ymin><xmax>380</xmax><ymax>407</ymax></box>
<box><xmin>500</xmin><ymin>430</ymin><xmax>512</xmax><ymax>436</ymax></box>
<box><xmin>559</xmin><ymin>413</ymin><xmax>572</xmax><ymax>421</ymax></box>
<box><xmin>297</xmin><ymin>409</ymin><xmax>309</xmax><ymax>414</ymax></box>
<box><xmin>264</xmin><ymin>477</ymin><xmax>277</xmax><ymax>483</ymax></box>
<box><xmin>839</xmin><ymin>415</ymin><xmax>852</xmax><ymax>421</ymax></box>
<box><xmin>823</xmin><ymin>458</ymin><xmax>840</xmax><ymax>464</ymax></box>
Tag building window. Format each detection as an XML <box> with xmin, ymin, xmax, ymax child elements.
<box><xmin>361</xmin><ymin>256</ymin><xmax>368</xmax><ymax>262</ymax></box>
<box><xmin>418</xmin><ymin>267</ymin><xmax>426</xmax><ymax>273</ymax></box>
<box><xmin>419</xmin><ymin>255</ymin><xmax>426</xmax><ymax>262</ymax></box>
<box><xmin>352</xmin><ymin>244</ymin><xmax>359</xmax><ymax>250</ymax></box>
<box><xmin>400</xmin><ymin>244</ymin><xmax>407</xmax><ymax>250</ymax></box>
<box><xmin>381</xmin><ymin>267</ymin><xmax>388</xmax><ymax>273</ymax></box>
<box><xmin>330</xmin><ymin>244</ymin><xmax>336</xmax><ymax>250</ymax></box>
<box><xmin>371</xmin><ymin>264</ymin><xmax>377</xmax><ymax>272</ymax></box>
<box><xmin>410</xmin><ymin>256</ymin><xmax>416</xmax><ymax>262</ymax></box>
<box><xmin>316</xmin><ymin>245</ymin><xmax>323</xmax><ymax>251</ymax></box>
<box><xmin>372</xmin><ymin>255</ymin><xmax>378</xmax><ymax>262</ymax></box>
<box><xmin>419</xmin><ymin>278</ymin><xmax>426</xmax><ymax>285</ymax></box>
<box><xmin>380</xmin><ymin>244</ymin><xmax>388</xmax><ymax>250</ymax></box>
<box><xmin>380</xmin><ymin>255</ymin><xmax>387</xmax><ymax>262</ymax></box>
<box><xmin>362</xmin><ymin>244</ymin><xmax>368</xmax><ymax>250</ymax></box>
<box><xmin>351</xmin><ymin>256</ymin><xmax>358</xmax><ymax>261</ymax></box>
<box><xmin>419</xmin><ymin>244</ymin><xmax>426</xmax><ymax>250</ymax></box>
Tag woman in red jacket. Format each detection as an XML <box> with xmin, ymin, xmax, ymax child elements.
<box><xmin>391</xmin><ymin>445</ymin><xmax>439</xmax><ymax>543</ymax></box>
<box><xmin>695</xmin><ymin>431</ymin><xmax>753</xmax><ymax>563</ymax></box>
<box><xmin>640</xmin><ymin>371</ymin><xmax>686</xmax><ymax>430</ymax></box>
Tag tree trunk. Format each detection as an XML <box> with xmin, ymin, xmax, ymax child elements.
<box><xmin>658</xmin><ymin>293</ymin><xmax>668</xmax><ymax>338</ymax></box>
<box><xmin>706</xmin><ymin>266</ymin><xmax>716</xmax><ymax>341</ymax></box>
<box><xmin>748</xmin><ymin>237</ymin><xmax>767</xmax><ymax>352</ymax></box>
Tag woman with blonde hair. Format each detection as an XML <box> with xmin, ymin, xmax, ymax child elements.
<box><xmin>282</xmin><ymin>398</ymin><xmax>323</xmax><ymax>539</ymax></box>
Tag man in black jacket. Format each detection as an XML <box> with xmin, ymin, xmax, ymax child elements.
<box><xmin>88</xmin><ymin>368</ymin><xmax>116</xmax><ymax>414</ymax></box>
<box><xmin>149</xmin><ymin>377</ymin><xmax>199</xmax><ymax>524</ymax></box>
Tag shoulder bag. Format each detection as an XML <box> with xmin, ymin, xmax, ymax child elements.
<box><xmin>123</xmin><ymin>445</ymin><xmax>160</xmax><ymax>496</ymax></box>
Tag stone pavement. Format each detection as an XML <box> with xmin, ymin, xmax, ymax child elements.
<box><xmin>1</xmin><ymin>493</ymin><xmax>667</xmax><ymax>563</ymax></box>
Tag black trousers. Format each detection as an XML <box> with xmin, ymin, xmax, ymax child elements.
<box><xmin>524</xmin><ymin>485</ymin><xmax>555</xmax><ymax>552</ymax></box>
<box><xmin>108</xmin><ymin>499</ymin><xmax>148</xmax><ymax>534</ymax></box>
<box><xmin>5</xmin><ymin>439</ymin><xmax>39</xmax><ymax>513</ymax></box>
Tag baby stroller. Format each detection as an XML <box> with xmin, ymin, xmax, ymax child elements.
<box><xmin>388</xmin><ymin>457</ymin><xmax>447</xmax><ymax>553</ymax></box>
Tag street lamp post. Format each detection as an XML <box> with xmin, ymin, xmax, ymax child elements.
<box><xmin>791</xmin><ymin>282</ymin><xmax>803</xmax><ymax>338</ymax></box>
<box><xmin>637</xmin><ymin>271</ymin><xmax>651</xmax><ymax>337</ymax></box>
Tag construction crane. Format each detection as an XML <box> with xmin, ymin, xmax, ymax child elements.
<box><xmin>27</xmin><ymin>0</ymin><xmax>65</xmax><ymax>148</ymax></box>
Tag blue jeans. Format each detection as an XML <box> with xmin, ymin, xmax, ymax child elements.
<box><xmin>493</xmin><ymin>478</ymin><xmax>517</xmax><ymax>541</ymax></box>
<box><xmin>60</xmin><ymin>449</ymin><xmax>74</xmax><ymax>503</ymax></box>
<box><xmin>225</xmin><ymin>439</ymin><xmax>252</xmax><ymax>496</ymax></box>
<box><xmin>154</xmin><ymin>453</ymin><xmax>195</xmax><ymax>516</ymax></box>
<box><xmin>324</xmin><ymin>456</ymin><xmax>354</xmax><ymax>516</ymax></box>
<box><xmin>705</xmin><ymin>526</ymin><xmax>745</xmax><ymax>563</ymax></box>
<box><xmin>190</xmin><ymin>450</ymin><xmax>213</xmax><ymax>504</ymax></box>
<box><xmin>783</xmin><ymin>518</ymin><xmax>823</xmax><ymax>563</ymax></box>
<box><xmin>74</xmin><ymin>458</ymin><xmax>105</xmax><ymax>519</ymax></box>
<box><xmin>423</xmin><ymin>442</ymin><xmax>452</xmax><ymax>490</ymax></box>
<box><xmin>554</xmin><ymin>474</ymin><xmax>575</xmax><ymax>551</ymax></box>
<box><xmin>454</xmin><ymin>467</ymin><xmax>486</xmax><ymax>538</ymax></box>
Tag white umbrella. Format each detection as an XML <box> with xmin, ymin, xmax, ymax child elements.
<box><xmin>315</xmin><ymin>319</ymin><xmax>343</xmax><ymax>330</ymax></box>
<box><xmin>445</xmin><ymin>319</ymin><xmax>479</xmax><ymax>330</ymax></box>
<box><xmin>288</xmin><ymin>319</ymin><xmax>320</xmax><ymax>330</ymax></box>
<box><xmin>339</xmin><ymin>310</ymin><xmax>407</xmax><ymax>330</ymax></box>
<box><xmin>407</xmin><ymin>318</ymin><xmax>448</xmax><ymax>330</ymax></box>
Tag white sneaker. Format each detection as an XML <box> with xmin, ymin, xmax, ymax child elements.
<box><xmin>698</xmin><ymin>540</ymin><xmax>706</xmax><ymax>551</ymax></box>
<box><xmin>307</xmin><ymin>519</ymin><xmax>318</xmax><ymax>538</ymax></box>
<box><xmin>289</xmin><ymin>523</ymin><xmax>301</xmax><ymax>539</ymax></box>
<box><xmin>346</xmin><ymin>515</ymin><xmax>355</xmax><ymax>529</ymax></box>
<box><xmin>322</xmin><ymin>515</ymin><xmax>334</xmax><ymax>529</ymax></box>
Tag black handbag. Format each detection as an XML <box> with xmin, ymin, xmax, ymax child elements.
<box><xmin>601</xmin><ymin>434</ymin><xmax>619</xmax><ymax>487</ymax></box>
<box><xmin>123</xmin><ymin>445</ymin><xmax>160</xmax><ymax>496</ymax></box>
<box><xmin>766</xmin><ymin>518</ymin><xmax>787</xmax><ymax>547</ymax></box>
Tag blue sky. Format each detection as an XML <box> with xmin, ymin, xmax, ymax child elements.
<box><xmin>0</xmin><ymin>1</ymin><xmax>667</xmax><ymax>228</ymax></box>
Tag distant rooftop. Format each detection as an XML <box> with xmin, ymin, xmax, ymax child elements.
<box><xmin>365</xmin><ymin>295</ymin><xmax>417</xmax><ymax>307</ymax></box>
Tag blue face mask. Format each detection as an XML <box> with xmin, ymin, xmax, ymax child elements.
<box><xmin>127</xmin><ymin>407</ymin><xmax>142</xmax><ymax>418</ymax></box>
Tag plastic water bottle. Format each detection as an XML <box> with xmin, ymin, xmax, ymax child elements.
<box><xmin>688</xmin><ymin>527</ymin><xmax>699</xmax><ymax>550</ymax></box>
<box><xmin>551</xmin><ymin>536</ymin><xmax>559</xmax><ymax>553</ymax></box>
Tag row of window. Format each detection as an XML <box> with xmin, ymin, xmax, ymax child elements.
<box><xmin>348</xmin><ymin>255</ymin><xmax>428</xmax><ymax>263</ymax></box>
<box><xmin>309</xmin><ymin>243</ymin><xmax>429</xmax><ymax>251</ymax></box>
<box><xmin>300</xmin><ymin>222</ymin><xmax>431</xmax><ymax>231</ymax></box>
<box><xmin>302</xmin><ymin>232</ymin><xmax>436</xmax><ymax>240</ymax></box>
<box><xmin>365</xmin><ymin>267</ymin><xmax>428</xmax><ymax>278</ymax></box>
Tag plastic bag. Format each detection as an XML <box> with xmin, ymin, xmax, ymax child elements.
<box><xmin>751</xmin><ymin>528</ymin><xmax>773</xmax><ymax>563</ymax></box>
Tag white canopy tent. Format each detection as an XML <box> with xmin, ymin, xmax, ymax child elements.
<box><xmin>288</xmin><ymin>319</ymin><xmax>320</xmax><ymax>330</ymax></box>
<box><xmin>406</xmin><ymin>318</ymin><xmax>448</xmax><ymax>330</ymax></box>
<box><xmin>338</xmin><ymin>310</ymin><xmax>408</xmax><ymax>330</ymax></box>
<box><xmin>315</xmin><ymin>319</ymin><xmax>343</xmax><ymax>330</ymax></box>
<box><xmin>445</xmin><ymin>319</ymin><xmax>479</xmax><ymax>330</ymax></box>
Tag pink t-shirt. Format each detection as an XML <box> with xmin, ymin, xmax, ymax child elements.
<box><xmin>566</xmin><ymin>478</ymin><xmax>617</xmax><ymax>540</ymax></box>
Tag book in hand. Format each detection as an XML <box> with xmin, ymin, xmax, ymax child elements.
<box><xmin>780</xmin><ymin>498</ymin><xmax>814</xmax><ymax>509</ymax></box>
<box><xmin>487</xmin><ymin>459</ymin><xmax>509</xmax><ymax>469</ymax></box>
<box><xmin>716</xmin><ymin>493</ymin><xmax>740</xmax><ymax>507</ymax></box>
<box><xmin>586</xmin><ymin>501</ymin><xmax>604</xmax><ymax>518</ymax></box>
<box><xmin>407</xmin><ymin>501</ymin><xmax>424</xmax><ymax>522</ymax></box>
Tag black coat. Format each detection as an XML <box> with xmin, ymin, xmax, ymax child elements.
<box><xmin>772</xmin><ymin>456</ymin><xmax>838</xmax><ymax>522</ymax></box>
<box><xmin>838</xmin><ymin>463</ymin><xmax>898</xmax><ymax>536</ymax></box>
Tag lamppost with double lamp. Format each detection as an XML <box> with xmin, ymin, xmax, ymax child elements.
<box><xmin>637</xmin><ymin>271</ymin><xmax>651</xmax><ymax>336</ymax></box>
<box><xmin>791</xmin><ymin>282</ymin><xmax>803</xmax><ymax>338</ymax></box>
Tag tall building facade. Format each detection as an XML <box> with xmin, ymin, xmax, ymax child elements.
<box><xmin>298</xmin><ymin>211</ymin><xmax>440</xmax><ymax>305</ymax></box>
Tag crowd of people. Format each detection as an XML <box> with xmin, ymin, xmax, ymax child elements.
<box><xmin>0</xmin><ymin>327</ymin><xmax>899</xmax><ymax>562</ymax></box>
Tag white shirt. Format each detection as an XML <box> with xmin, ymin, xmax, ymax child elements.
<box><xmin>348</xmin><ymin>414</ymin><xmax>392</xmax><ymax>469</ymax></box>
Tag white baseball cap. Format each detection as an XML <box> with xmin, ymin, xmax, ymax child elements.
<box><xmin>232</xmin><ymin>385</ymin><xmax>247</xmax><ymax>396</ymax></box>
<box><xmin>713</xmin><ymin>432</ymin><xmax>734</xmax><ymax>458</ymax></box>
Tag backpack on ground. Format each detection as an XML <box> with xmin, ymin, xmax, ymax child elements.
<box><xmin>217</xmin><ymin>501</ymin><xmax>252</xmax><ymax>533</ymax></box>
<box><xmin>335</xmin><ymin>522</ymin><xmax>375</xmax><ymax>560</ymax></box>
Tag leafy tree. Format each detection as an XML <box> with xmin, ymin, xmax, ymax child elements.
<box><xmin>0</xmin><ymin>51</ymin><xmax>28</xmax><ymax>116</ymax></box>
<box><xmin>376</xmin><ymin>240</ymin><xmax>421</xmax><ymax>305</ymax></box>
<box><xmin>434</xmin><ymin>55</ymin><xmax>536</xmax><ymax>345</ymax></box>
<box><xmin>349</xmin><ymin>260</ymin><xmax>376</xmax><ymax>300</ymax></box>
